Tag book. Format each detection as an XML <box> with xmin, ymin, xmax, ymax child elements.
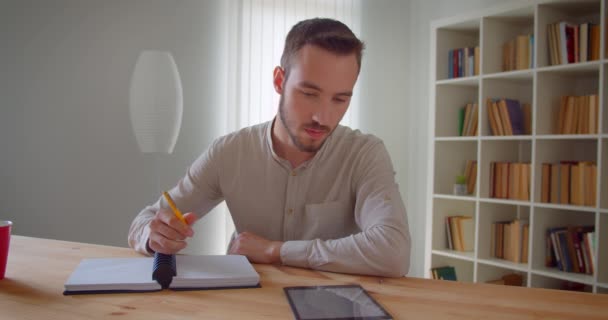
<box><xmin>580</xmin><ymin>23</ymin><xmax>588</xmax><ymax>62</ymax></box>
<box><xmin>497</xmin><ymin>99</ymin><xmax>513</xmax><ymax>135</ymax></box>
<box><xmin>550</xmin><ymin>163</ymin><xmax>560</xmax><ymax>203</ymax></box>
<box><xmin>522</xmin><ymin>103</ymin><xmax>531</xmax><ymax>135</ymax></box>
<box><xmin>445</xmin><ymin>216</ymin><xmax>453</xmax><ymax>250</ymax></box>
<box><xmin>515</xmin><ymin>35</ymin><xmax>529</xmax><ymax>70</ymax></box>
<box><xmin>486</xmin><ymin>273</ymin><xmax>523</xmax><ymax>286</ymax></box>
<box><xmin>541</xmin><ymin>163</ymin><xmax>551</xmax><ymax>203</ymax></box>
<box><xmin>462</xmin><ymin>103</ymin><xmax>472</xmax><ymax>136</ymax></box>
<box><xmin>589</xmin><ymin>24</ymin><xmax>600</xmax><ymax>60</ymax></box>
<box><xmin>504</xmin><ymin>99</ymin><xmax>524</xmax><ymax>135</ymax></box>
<box><xmin>64</xmin><ymin>254</ymin><xmax>260</xmax><ymax>295</ymax></box>
<box><xmin>559</xmin><ymin>162</ymin><xmax>572</xmax><ymax>204</ymax></box>
<box><xmin>460</xmin><ymin>216</ymin><xmax>475</xmax><ymax>252</ymax></box>
<box><xmin>450</xmin><ymin>216</ymin><xmax>463</xmax><ymax>251</ymax></box>
<box><xmin>491</xmin><ymin>100</ymin><xmax>505</xmax><ymax>136</ymax></box>
<box><xmin>487</xmin><ymin>99</ymin><xmax>499</xmax><ymax>136</ymax></box>
<box><xmin>465</xmin><ymin>160</ymin><xmax>477</xmax><ymax>194</ymax></box>
<box><xmin>458</xmin><ymin>106</ymin><xmax>465</xmax><ymax>136</ymax></box>
<box><xmin>549</xmin><ymin>228</ymin><xmax>565</xmax><ymax>271</ymax></box>
<box><xmin>431</xmin><ymin>266</ymin><xmax>457</xmax><ymax>281</ymax></box>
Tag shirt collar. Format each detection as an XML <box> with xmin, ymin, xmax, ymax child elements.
<box><xmin>264</xmin><ymin>117</ymin><xmax>339</xmax><ymax>171</ymax></box>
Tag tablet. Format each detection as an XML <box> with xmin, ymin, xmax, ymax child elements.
<box><xmin>283</xmin><ymin>285</ymin><xmax>392</xmax><ymax>320</ymax></box>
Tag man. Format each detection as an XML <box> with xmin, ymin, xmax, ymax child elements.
<box><xmin>128</xmin><ymin>18</ymin><xmax>411</xmax><ymax>277</ymax></box>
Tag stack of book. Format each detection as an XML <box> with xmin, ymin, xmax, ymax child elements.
<box><xmin>540</xmin><ymin>161</ymin><xmax>597</xmax><ymax>206</ymax></box>
<box><xmin>431</xmin><ymin>266</ymin><xmax>457</xmax><ymax>281</ymax></box>
<box><xmin>502</xmin><ymin>34</ymin><xmax>534</xmax><ymax>71</ymax></box>
<box><xmin>489</xmin><ymin>162</ymin><xmax>531</xmax><ymax>200</ymax></box>
<box><xmin>458</xmin><ymin>103</ymin><xmax>478</xmax><ymax>136</ymax></box>
<box><xmin>448</xmin><ymin>46</ymin><xmax>480</xmax><ymax>78</ymax></box>
<box><xmin>546</xmin><ymin>226</ymin><xmax>595</xmax><ymax>274</ymax></box>
<box><xmin>547</xmin><ymin>22</ymin><xmax>601</xmax><ymax>65</ymax></box>
<box><xmin>491</xmin><ymin>219</ymin><xmax>529</xmax><ymax>263</ymax></box>
<box><xmin>486</xmin><ymin>98</ymin><xmax>531</xmax><ymax>136</ymax></box>
<box><xmin>555</xmin><ymin>95</ymin><xmax>599</xmax><ymax>134</ymax></box>
<box><xmin>445</xmin><ymin>215</ymin><xmax>474</xmax><ymax>252</ymax></box>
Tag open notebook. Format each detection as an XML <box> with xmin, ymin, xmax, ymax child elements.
<box><xmin>63</xmin><ymin>254</ymin><xmax>260</xmax><ymax>295</ymax></box>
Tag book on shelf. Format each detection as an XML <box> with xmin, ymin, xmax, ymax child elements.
<box><xmin>556</xmin><ymin>95</ymin><xmax>599</xmax><ymax>134</ymax></box>
<box><xmin>448</xmin><ymin>46</ymin><xmax>479</xmax><ymax>79</ymax></box>
<box><xmin>464</xmin><ymin>159</ymin><xmax>477</xmax><ymax>195</ymax></box>
<box><xmin>541</xmin><ymin>163</ymin><xmax>551</xmax><ymax>203</ymax></box>
<box><xmin>431</xmin><ymin>266</ymin><xmax>457</xmax><ymax>281</ymax></box>
<box><xmin>458</xmin><ymin>107</ymin><xmax>465</xmax><ymax>136</ymax></box>
<box><xmin>486</xmin><ymin>273</ymin><xmax>523</xmax><ymax>287</ymax></box>
<box><xmin>486</xmin><ymin>98</ymin><xmax>531</xmax><ymax>136</ymax></box>
<box><xmin>548</xmin><ymin>21</ymin><xmax>600</xmax><ymax>65</ymax></box>
<box><xmin>489</xmin><ymin>161</ymin><xmax>530</xmax><ymax>200</ymax></box>
<box><xmin>561</xmin><ymin>281</ymin><xmax>588</xmax><ymax>292</ymax></box>
<box><xmin>63</xmin><ymin>253</ymin><xmax>260</xmax><ymax>295</ymax></box>
<box><xmin>497</xmin><ymin>99</ymin><xmax>514</xmax><ymax>135</ymax></box>
<box><xmin>540</xmin><ymin>161</ymin><xmax>597</xmax><ymax>206</ymax></box>
<box><xmin>491</xmin><ymin>219</ymin><xmax>529</xmax><ymax>263</ymax></box>
<box><xmin>459</xmin><ymin>103</ymin><xmax>478</xmax><ymax>136</ymax></box>
<box><xmin>502</xmin><ymin>34</ymin><xmax>534</xmax><ymax>71</ymax></box>
<box><xmin>559</xmin><ymin>162</ymin><xmax>571</xmax><ymax>205</ymax></box>
<box><xmin>445</xmin><ymin>215</ymin><xmax>474</xmax><ymax>252</ymax></box>
<box><xmin>546</xmin><ymin>226</ymin><xmax>595</xmax><ymax>274</ymax></box>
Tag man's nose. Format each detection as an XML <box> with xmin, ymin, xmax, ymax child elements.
<box><xmin>310</xmin><ymin>100</ymin><xmax>330</xmax><ymax>125</ymax></box>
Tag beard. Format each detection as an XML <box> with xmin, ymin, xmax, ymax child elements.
<box><xmin>278</xmin><ymin>95</ymin><xmax>331</xmax><ymax>153</ymax></box>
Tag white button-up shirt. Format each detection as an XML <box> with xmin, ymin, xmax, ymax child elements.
<box><xmin>129</xmin><ymin>120</ymin><xmax>411</xmax><ymax>277</ymax></box>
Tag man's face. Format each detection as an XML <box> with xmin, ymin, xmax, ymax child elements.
<box><xmin>276</xmin><ymin>45</ymin><xmax>359</xmax><ymax>153</ymax></box>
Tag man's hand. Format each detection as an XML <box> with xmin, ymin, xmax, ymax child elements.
<box><xmin>228</xmin><ymin>231</ymin><xmax>283</xmax><ymax>264</ymax></box>
<box><xmin>148</xmin><ymin>209</ymin><xmax>197</xmax><ymax>254</ymax></box>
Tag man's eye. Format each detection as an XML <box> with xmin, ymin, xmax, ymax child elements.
<box><xmin>302</xmin><ymin>91</ymin><xmax>317</xmax><ymax>97</ymax></box>
<box><xmin>333</xmin><ymin>97</ymin><xmax>347</xmax><ymax>103</ymax></box>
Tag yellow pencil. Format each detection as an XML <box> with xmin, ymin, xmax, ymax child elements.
<box><xmin>162</xmin><ymin>191</ymin><xmax>187</xmax><ymax>225</ymax></box>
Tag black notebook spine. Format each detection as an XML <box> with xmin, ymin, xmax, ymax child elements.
<box><xmin>152</xmin><ymin>253</ymin><xmax>176</xmax><ymax>289</ymax></box>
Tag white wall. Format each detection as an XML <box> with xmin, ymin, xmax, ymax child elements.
<box><xmin>358</xmin><ymin>0</ymin><xmax>529</xmax><ymax>277</ymax></box>
<box><xmin>0</xmin><ymin>0</ymin><xmax>230</xmax><ymax>254</ymax></box>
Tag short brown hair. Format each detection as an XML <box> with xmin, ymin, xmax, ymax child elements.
<box><xmin>280</xmin><ymin>18</ymin><xmax>365</xmax><ymax>78</ymax></box>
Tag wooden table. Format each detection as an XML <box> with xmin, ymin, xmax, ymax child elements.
<box><xmin>1</xmin><ymin>236</ymin><xmax>608</xmax><ymax>319</ymax></box>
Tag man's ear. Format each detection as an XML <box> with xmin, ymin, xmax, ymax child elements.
<box><xmin>273</xmin><ymin>66</ymin><xmax>285</xmax><ymax>94</ymax></box>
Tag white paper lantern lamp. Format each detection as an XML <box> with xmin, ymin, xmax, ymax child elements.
<box><xmin>129</xmin><ymin>51</ymin><xmax>183</xmax><ymax>154</ymax></box>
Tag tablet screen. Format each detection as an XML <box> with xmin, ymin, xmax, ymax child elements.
<box><xmin>283</xmin><ymin>285</ymin><xmax>392</xmax><ymax>320</ymax></box>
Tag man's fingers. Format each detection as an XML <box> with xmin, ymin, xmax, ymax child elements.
<box><xmin>150</xmin><ymin>219</ymin><xmax>186</xmax><ymax>241</ymax></box>
<box><xmin>156</xmin><ymin>209</ymin><xmax>193</xmax><ymax>237</ymax></box>
<box><xmin>147</xmin><ymin>209</ymin><xmax>194</xmax><ymax>254</ymax></box>
<box><xmin>148</xmin><ymin>232</ymin><xmax>187</xmax><ymax>254</ymax></box>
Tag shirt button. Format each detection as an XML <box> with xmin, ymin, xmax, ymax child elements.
<box><xmin>291</xmin><ymin>171</ymin><xmax>297</xmax><ymax>176</ymax></box>
<box><xmin>287</xmin><ymin>208</ymin><xmax>294</xmax><ymax>214</ymax></box>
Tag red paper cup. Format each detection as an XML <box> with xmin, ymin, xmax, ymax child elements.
<box><xmin>0</xmin><ymin>221</ymin><xmax>12</xmax><ymax>280</ymax></box>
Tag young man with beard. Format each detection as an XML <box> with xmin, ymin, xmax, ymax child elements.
<box><xmin>128</xmin><ymin>18</ymin><xmax>411</xmax><ymax>277</ymax></box>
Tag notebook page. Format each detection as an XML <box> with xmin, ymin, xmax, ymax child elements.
<box><xmin>171</xmin><ymin>255</ymin><xmax>260</xmax><ymax>288</ymax></box>
<box><xmin>65</xmin><ymin>258</ymin><xmax>161</xmax><ymax>291</ymax></box>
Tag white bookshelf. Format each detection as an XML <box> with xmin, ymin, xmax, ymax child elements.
<box><xmin>426</xmin><ymin>0</ymin><xmax>607</xmax><ymax>293</ymax></box>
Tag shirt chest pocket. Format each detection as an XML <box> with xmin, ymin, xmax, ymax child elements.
<box><xmin>302</xmin><ymin>201</ymin><xmax>356</xmax><ymax>240</ymax></box>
